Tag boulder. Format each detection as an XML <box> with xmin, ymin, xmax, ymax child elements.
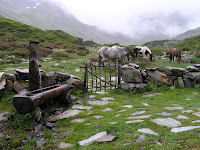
<box><xmin>182</xmin><ymin>55</ymin><xmax>191</xmax><ymax>63</ymax></box>
<box><xmin>15</xmin><ymin>69</ymin><xmax>29</xmax><ymax>80</ymax></box>
<box><xmin>121</xmin><ymin>82</ymin><xmax>147</xmax><ymax>93</ymax></box>
<box><xmin>187</xmin><ymin>72</ymin><xmax>200</xmax><ymax>82</ymax></box>
<box><xmin>0</xmin><ymin>72</ymin><xmax>6</xmax><ymax>99</ymax></box>
<box><xmin>14</xmin><ymin>80</ymin><xmax>27</xmax><ymax>92</ymax></box>
<box><xmin>146</xmin><ymin>70</ymin><xmax>169</xmax><ymax>86</ymax></box>
<box><xmin>186</xmin><ymin>66</ymin><xmax>199</xmax><ymax>72</ymax></box>
<box><xmin>121</xmin><ymin>65</ymin><xmax>143</xmax><ymax>83</ymax></box>
<box><xmin>163</xmin><ymin>67</ymin><xmax>186</xmax><ymax>76</ymax></box>
<box><xmin>65</xmin><ymin>76</ymin><xmax>84</xmax><ymax>91</ymax></box>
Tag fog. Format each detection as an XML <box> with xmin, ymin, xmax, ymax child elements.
<box><xmin>51</xmin><ymin>0</ymin><xmax>200</xmax><ymax>39</ymax></box>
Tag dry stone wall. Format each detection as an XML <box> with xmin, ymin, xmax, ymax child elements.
<box><xmin>121</xmin><ymin>63</ymin><xmax>200</xmax><ymax>93</ymax></box>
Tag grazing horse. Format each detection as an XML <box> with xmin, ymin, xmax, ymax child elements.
<box><xmin>133</xmin><ymin>46</ymin><xmax>153</xmax><ymax>61</ymax></box>
<box><xmin>111</xmin><ymin>46</ymin><xmax>134</xmax><ymax>62</ymax></box>
<box><xmin>169</xmin><ymin>48</ymin><xmax>181</xmax><ymax>63</ymax></box>
<box><xmin>98</xmin><ymin>46</ymin><xmax>125</xmax><ymax>66</ymax></box>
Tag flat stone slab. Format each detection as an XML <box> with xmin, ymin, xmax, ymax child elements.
<box><xmin>138</xmin><ymin>128</ymin><xmax>158</xmax><ymax>136</ymax></box>
<box><xmin>186</xmin><ymin>98</ymin><xmax>192</xmax><ymax>100</ymax></box>
<box><xmin>95</xmin><ymin>91</ymin><xmax>108</xmax><ymax>95</ymax></box>
<box><xmin>72</xmin><ymin>105</ymin><xmax>93</xmax><ymax>110</ymax></box>
<box><xmin>79</xmin><ymin>131</ymin><xmax>107</xmax><ymax>146</ymax></box>
<box><xmin>89</xmin><ymin>95</ymin><xmax>96</xmax><ymax>99</ymax></box>
<box><xmin>192</xmin><ymin>120</ymin><xmax>200</xmax><ymax>123</ymax></box>
<box><xmin>131</xmin><ymin>110</ymin><xmax>146</xmax><ymax>116</ymax></box>
<box><xmin>142</xmin><ymin>93</ymin><xmax>162</xmax><ymax>97</ymax></box>
<box><xmin>107</xmin><ymin>122</ymin><xmax>118</xmax><ymax>124</ymax></box>
<box><xmin>92</xmin><ymin>115</ymin><xmax>104</xmax><ymax>119</ymax></box>
<box><xmin>49</xmin><ymin>110</ymin><xmax>83</xmax><ymax>121</ymax></box>
<box><xmin>102</xmin><ymin>108</ymin><xmax>113</xmax><ymax>111</ymax></box>
<box><xmin>118</xmin><ymin>109</ymin><xmax>127</xmax><ymax>113</ymax></box>
<box><xmin>165</xmin><ymin>107</ymin><xmax>184</xmax><ymax>110</ymax></box>
<box><xmin>122</xmin><ymin>105</ymin><xmax>133</xmax><ymax>108</ymax></box>
<box><xmin>126</xmin><ymin>115</ymin><xmax>152</xmax><ymax>120</ymax></box>
<box><xmin>136</xmin><ymin>134</ymin><xmax>145</xmax><ymax>143</ymax></box>
<box><xmin>152</xmin><ymin>118</ymin><xmax>182</xmax><ymax>127</ymax></box>
<box><xmin>100</xmin><ymin>97</ymin><xmax>115</xmax><ymax>101</ymax></box>
<box><xmin>57</xmin><ymin>142</ymin><xmax>74</xmax><ymax>148</ymax></box>
<box><xmin>156</xmin><ymin>112</ymin><xmax>172</xmax><ymax>116</ymax></box>
<box><xmin>171</xmin><ymin>126</ymin><xmax>200</xmax><ymax>133</ymax></box>
<box><xmin>97</xmin><ymin>136</ymin><xmax>117</xmax><ymax>143</ymax></box>
<box><xmin>71</xmin><ymin>118</ymin><xmax>86</xmax><ymax>123</ymax></box>
<box><xmin>142</xmin><ymin>103</ymin><xmax>149</xmax><ymax>106</ymax></box>
<box><xmin>176</xmin><ymin>115</ymin><xmax>189</xmax><ymax>119</ymax></box>
<box><xmin>182</xmin><ymin>110</ymin><xmax>193</xmax><ymax>113</ymax></box>
<box><xmin>193</xmin><ymin>112</ymin><xmax>200</xmax><ymax>117</ymax></box>
<box><xmin>126</xmin><ymin>120</ymin><xmax>144</xmax><ymax>124</ymax></box>
<box><xmin>87</xmin><ymin>100</ymin><xmax>112</xmax><ymax>105</ymax></box>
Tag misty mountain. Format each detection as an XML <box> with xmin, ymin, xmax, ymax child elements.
<box><xmin>173</xmin><ymin>27</ymin><xmax>200</xmax><ymax>40</ymax></box>
<box><xmin>0</xmin><ymin>0</ymin><xmax>135</xmax><ymax>45</ymax></box>
<box><xmin>1</xmin><ymin>0</ymin><xmax>199</xmax><ymax>45</ymax></box>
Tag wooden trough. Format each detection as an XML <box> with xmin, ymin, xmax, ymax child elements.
<box><xmin>13</xmin><ymin>84</ymin><xmax>71</xmax><ymax>114</ymax></box>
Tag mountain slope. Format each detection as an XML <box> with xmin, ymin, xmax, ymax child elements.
<box><xmin>0</xmin><ymin>0</ymin><xmax>134</xmax><ymax>45</ymax></box>
<box><xmin>173</xmin><ymin>27</ymin><xmax>200</xmax><ymax>40</ymax></box>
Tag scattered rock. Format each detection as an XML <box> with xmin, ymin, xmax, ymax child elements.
<box><xmin>107</xmin><ymin>122</ymin><xmax>117</xmax><ymax>125</ymax></box>
<box><xmin>78</xmin><ymin>131</ymin><xmax>107</xmax><ymax>146</ymax></box>
<box><xmin>126</xmin><ymin>120</ymin><xmax>144</xmax><ymax>124</ymax></box>
<box><xmin>176</xmin><ymin>115</ymin><xmax>189</xmax><ymax>119</ymax></box>
<box><xmin>142</xmin><ymin>103</ymin><xmax>149</xmax><ymax>106</ymax></box>
<box><xmin>156</xmin><ymin>112</ymin><xmax>172</xmax><ymax>116</ymax></box>
<box><xmin>165</xmin><ymin>107</ymin><xmax>184</xmax><ymax>110</ymax></box>
<box><xmin>138</xmin><ymin>128</ymin><xmax>158</xmax><ymax>136</ymax></box>
<box><xmin>152</xmin><ymin>118</ymin><xmax>181</xmax><ymax>127</ymax></box>
<box><xmin>102</xmin><ymin>108</ymin><xmax>113</xmax><ymax>111</ymax></box>
<box><xmin>97</xmin><ymin>136</ymin><xmax>117</xmax><ymax>143</ymax></box>
<box><xmin>89</xmin><ymin>95</ymin><xmax>96</xmax><ymax>99</ymax></box>
<box><xmin>100</xmin><ymin>97</ymin><xmax>115</xmax><ymax>101</ymax></box>
<box><xmin>75</xmin><ymin>101</ymin><xmax>83</xmax><ymax>105</ymax></box>
<box><xmin>49</xmin><ymin>110</ymin><xmax>83</xmax><ymax>121</ymax></box>
<box><xmin>87</xmin><ymin>100</ymin><xmax>112</xmax><ymax>105</ymax></box>
<box><xmin>71</xmin><ymin>118</ymin><xmax>86</xmax><ymax>123</ymax></box>
<box><xmin>92</xmin><ymin>115</ymin><xmax>104</xmax><ymax>119</ymax></box>
<box><xmin>122</xmin><ymin>105</ymin><xmax>133</xmax><ymax>108</ymax></box>
<box><xmin>0</xmin><ymin>112</ymin><xmax>11</xmax><ymax>122</ymax></box>
<box><xmin>142</xmin><ymin>93</ymin><xmax>162</xmax><ymax>97</ymax></box>
<box><xmin>136</xmin><ymin>134</ymin><xmax>145</xmax><ymax>143</ymax></box>
<box><xmin>57</xmin><ymin>142</ymin><xmax>74</xmax><ymax>149</ymax></box>
<box><xmin>171</xmin><ymin>126</ymin><xmax>200</xmax><ymax>133</ymax></box>
<box><xmin>126</xmin><ymin>115</ymin><xmax>152</xmax><ymax>120</ymax></box>
<box><xmin>182</xmin><ymin>110</ymin><xmax>193</xmax><ymax>113</ymax></box>
<box><xmin>131</xmin><ymin>110</ymin><xmax>146</xmax><ymax>116</ymax></box>
<box><xmin>193</xmin><ymin>112</ymin><xmax>200</xmax><ymax>117</ymax></box>
<box><xmin>72</xmin><ymin>105</ymin><xmax>92</xmax><ymax>110</ymax></box>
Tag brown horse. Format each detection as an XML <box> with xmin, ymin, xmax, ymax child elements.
<box><xmin>169</xmin><ymin>48</ymin><xmax>181</xmax><ymax>63</ymax></box>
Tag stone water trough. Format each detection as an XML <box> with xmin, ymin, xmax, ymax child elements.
<box><xmin>13</xmin><ymin>84</ymin><xmax>72</xmax><ymax>114</ymax></box>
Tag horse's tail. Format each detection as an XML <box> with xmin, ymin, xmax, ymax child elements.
<box><xmin>98</xmin><ymin>52</ymin><xmax>102</xmax><ymax>66</ymax></box>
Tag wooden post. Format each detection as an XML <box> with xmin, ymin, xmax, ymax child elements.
<box><xmin>29</xmin><ymin>41</ymin><xmax>40</xmax><ymax>92</ymax></box>
<box><xmin>108</xmin><ymin>61</ymin><xmax>112</xmax><ymax>90</ymax></box>
<box><xmin>95</xmin><ymin>65</ymin><xmax>97</xmax><ymax>91</ymax></box>
<box><xmin>90</xmin><ymin>63</ymin><xmax>93</xmax><ymax>91</ymax></box>
<box><xmin>83</xmin><ymin>62</ymin><xmax>88</xmax><ymax>91</ymax></box>
<box><xmin>118</xmin><ymin>59</ymin><xmax>121</xmax><ymax>88</ymax></box>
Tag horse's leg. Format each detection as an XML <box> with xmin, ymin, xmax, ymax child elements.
<box><xmin>169</xmin><ymin>54</ymin><xmax>172</xmax><ymax>62</ymax></box>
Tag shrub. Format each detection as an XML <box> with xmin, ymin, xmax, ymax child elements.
<box><xmin>66</xmin><ymin>48</ymin><xmax>77</xmax><ymax>53</ymax></box>
<box><xmin>146</xmin><ymin>81</ymin><xmax>157</xmax><ymax>91</ymax></box>
<box><xmin>0</xmin><ymin>43</ymin><xmax>11</xmax><ymax>50</ymax></box>
<box><xmin>10</xmin><ymin>49</ymin><xmax>28</xmax><ymax>57</ymax></box>
<box><xmin>89</xmin><ymin>57</ymin><xmax>98</xmax><ymax>62</ymax></box>
<box><xmin>40</xmin><ymin>48</ymin><xmax>53</xmax><ymax>57</ymax></box>
<box><xmin>52</xmin><ymin>51</ymin><xmax>69</xmax><ymax>58</ymax></box>
<box><xmin>77</xmin><ymin>51</ymin><xmax>86</xmax><ymax>56</ymax></box>
<box><xmin>194</xmin><ymin>51</ymin><xmax>200</xmax><ymax>58</ymax></box>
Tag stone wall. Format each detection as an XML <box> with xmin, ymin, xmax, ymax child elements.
<box><xmin>0</xmin><ymin>69</ymin><xmax>84</xmax><ymax>99</ymax></box>
<box><xmin>121</xmin><ymin>63</ymin><xmax>200</xmax><ymax>93</ymax></box>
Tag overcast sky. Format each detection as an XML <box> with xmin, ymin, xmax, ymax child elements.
<box><xmin>52</xmin><ymin>0</ymin><xmax>200</xmax><ymax>38</ymax></box>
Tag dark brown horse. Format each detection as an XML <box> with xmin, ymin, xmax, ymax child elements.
<box><xmin>169</xmin><ymin>48</ymin><xmax>181</xmax><ymax>63</ymax></box>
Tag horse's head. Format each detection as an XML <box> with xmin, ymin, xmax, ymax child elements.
<box><xmin>178</xmin><ymin>49</ymin><xmax>181</xmax><ymax>64</ymax></box>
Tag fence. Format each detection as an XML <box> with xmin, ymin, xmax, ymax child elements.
<box><xmin>81</xmin><ymin>60</ymin><xmax>122</xmax><ymax>91</ymax></box>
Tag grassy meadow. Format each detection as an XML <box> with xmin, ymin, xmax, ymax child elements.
<box><xmin>1</xmin><ymin>17</ymin><xmax>200</xmax><ymax>149</ymax></box>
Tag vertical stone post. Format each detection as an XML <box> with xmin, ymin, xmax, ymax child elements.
<box><xmin>29</xmin><ymin>41</ymin><xmax>40</xmax><ymax>91</ymax></box>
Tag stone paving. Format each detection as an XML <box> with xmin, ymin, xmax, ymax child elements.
<box><xmin>30</xmin><ymin>92</ymin><xmax>200</xmax><ymax>147</ymax></box>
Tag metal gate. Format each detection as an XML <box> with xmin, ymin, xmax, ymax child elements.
<box><xmin>81</xmin><ymin>60</ymin><xmax>122</xmax><ymax>92</ymax></box>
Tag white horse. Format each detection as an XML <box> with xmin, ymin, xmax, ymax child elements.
<box><xmin>98</xmin><ymin>46</ymin><xmax>125</xmax><ymax>66</ymax></box>
<box><xmin>133</xmin><ymin>46</ymin><xmax>153</xmax><ymax>61</ymax></box>
<box><xmin>111</xmin><ymin>46</ymin><xmax>134</xmax><ymax>62</ymax></box>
